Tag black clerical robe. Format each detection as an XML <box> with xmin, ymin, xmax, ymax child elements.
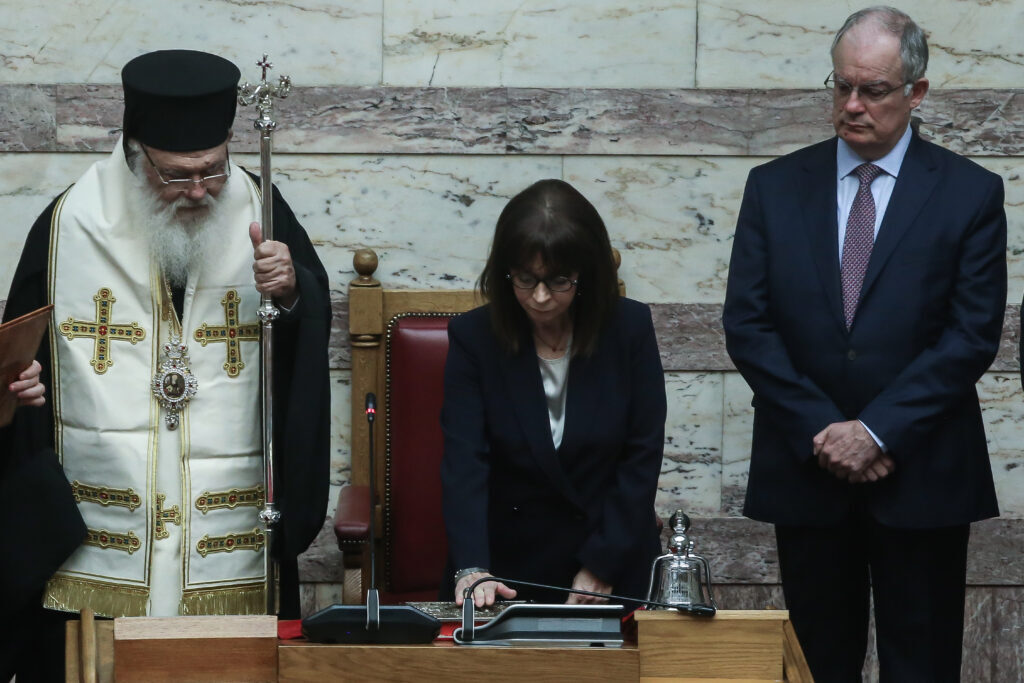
<box><xmin>1</xmin><ymin>173</ymin><xmax>330</xmax><ymax>677</ymax></box>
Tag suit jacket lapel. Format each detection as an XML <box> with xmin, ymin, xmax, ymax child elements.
<box><xmin>498</xmin><ymin>342</ymin><xmax>570</xmax><ymax>491</ymax></box>
<box><xmin>859</xmin><ymin>134</ymin><xmax>940</xmax><ymax>304</ymax></box>
<box><xmin>556</xmin><ymin>352</ymin><xmax>596</xmax><ymax>510</ymax></box>
<box><xmin>800</xmin><ymin>140</ymin><xmax>845</xmax><ymax>331</ymax></box>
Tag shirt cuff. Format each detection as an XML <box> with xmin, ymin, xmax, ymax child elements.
<box><xmin>276</xmin><ymin>295</ymin><xmax>299</xmax><ymax>314</ymax></box>
<box><xmin>859</xmin><ymin>420</ymin><xmax>887</xmax><ymax>453</ymax></box>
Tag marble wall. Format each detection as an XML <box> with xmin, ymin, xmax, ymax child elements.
<box><xmin>2</xmin><ymin>1</ymin><xmax>1023</xmax><ymax>679</ymax></box>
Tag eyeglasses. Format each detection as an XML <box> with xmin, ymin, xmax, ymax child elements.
<box><xmin>141</xmin><ymin>145</ymin><xmax>231</xmax><ymax>189</ymax></box>
<box><xmin>824</xmin><ymin>72</ymin><xmax>908</xmax><ymax>103</ymax></box>
<box><xmin>506</xmin><ymin>272</ymin><xmax>578</xmax><ymax>293</ymax></box>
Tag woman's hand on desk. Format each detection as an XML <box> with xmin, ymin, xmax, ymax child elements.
<box><xmin>566</xmin><ymin>567</ymin><xmax>612</xmax><ymax>604</ymax></box>
<box><xmin>455</xmin><ymin>571</ymin><xmax>517</xmax><ymax>608</ymax></box>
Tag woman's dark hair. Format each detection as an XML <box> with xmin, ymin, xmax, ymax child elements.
<box><xmin>480</xmin><ymin>179</ymin><xmax>619</xmax><ymax>357</ymax></box>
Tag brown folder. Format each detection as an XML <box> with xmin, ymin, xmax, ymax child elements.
<box><xmin>0</xmin><ymin>304</ymin><xmax>53</xmax><ymax>427</ymax></box>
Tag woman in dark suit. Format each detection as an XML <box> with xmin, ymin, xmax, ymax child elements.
<box><xmin>441</xmin><ymin>179</ymin><xmax>667</xmax><ymax>608</ymax></box>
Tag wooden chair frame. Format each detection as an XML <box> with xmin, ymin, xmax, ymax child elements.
<box><xmin>340</xmin><ymin>248</ymin><xmax>479</xmax><ymax>602</ymax></box>
<box><xmin>339</xmin><ymin>248</ymin><xmax>625</xmax><ymax>603</ymax></box>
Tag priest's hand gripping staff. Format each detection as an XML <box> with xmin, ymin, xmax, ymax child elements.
<box><xmin>238</xmin><ymin>54</ymin><xmax>291</xmax><ymax>615</ymax></box>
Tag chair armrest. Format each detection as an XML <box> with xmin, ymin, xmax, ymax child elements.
<box><xmin>334</xmin><ymin>484</ymin><xmax>370</xmax><ymax>547</ymax></box>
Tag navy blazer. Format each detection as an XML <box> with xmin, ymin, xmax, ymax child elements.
<box><xmin>723</xmin><ymin>133</ymin><xmax>1005</xmax><ymax>529</ymax></box>
<box><xmin>440</xmin><ymin>298</ymin><xmax>667</xmax><ymax>600</ymax></box>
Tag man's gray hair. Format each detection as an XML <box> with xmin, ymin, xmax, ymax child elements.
<box><xmin>124</xmin><ymin>138</ymin><xmax>143</xmax><ymax>172</ymax></box>
<box><xmin>832</xmin><ymin>6</ymin><xmax>928</xmax><ymax>92</ymax></box>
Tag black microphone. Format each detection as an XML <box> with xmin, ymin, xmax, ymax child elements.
<box><xmin>300</xmin><ymin>392</ymin><xmax>441</xmax><ymax>644</ymax></box>
<box><xmin>365</xmin><ymin>392</ymin><xmax>376</xmax><ymax>423</ymax></box>
<box><xmin>365</xmin><ymin>393</ymin><xmax>378</xmax><ymax>600</ymax></box>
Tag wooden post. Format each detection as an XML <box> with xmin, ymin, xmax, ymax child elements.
<box><xmin>348</xmin><ymin>248</ymin><xmax>383</xmax><ymax>599</ymax></box>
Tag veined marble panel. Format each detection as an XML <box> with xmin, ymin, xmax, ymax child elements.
<box><xmin>993</xmin><ymin>587</ymin><xmax>1024</xmax><ymax>681</ymax></box>
<box><xmin>721</xmin><ymin>371</ymin><xmax>753</xmax><ymax>516</ymax></box>
<box><xmin>0</xmin><ymin>85</ymin><xmax>54</xmax><ymax>152</ymax></box>
<box><xmin>4</xmin><ymin>84</ymin><xmax>1021</xmax><ymax>155</ymax></box>
<box><xmin>323</xmin><ymin>297</ymin><xmax>1018</xmax><ymax>375</ymax></box>
<box><xmin>0</xmin><ymin>0</ymin><xmax>382</xmax><ymax>86</ymax></box>
<box><xmin>330</xmin><ymin>298</ymin><xmax>350</xmax><ymax>371</ymax></box>
<box><xmin>4</xmin><ymin>152</ymin><xmax>1020</xmax><ymax>307</ymax></box>
<box><xmin>961</xmin><ymin>588</ymin><xmax>995</xmax><ymax>683</ymax></box>
<box><xmin>970</xmin><ymin>519</ymin><xmax>1024</xmax><ymax>584</ymax></box>
<box><xmin>712</xmin><ymin>584</ymin><xmax>784</xmax><ymax>611</ymax></box>
<box><xmin>297</xmin><ymin>513</ymin><xmax>346</xmax><ymax>585</ymax></box>
<box><xmin>995</xmin><ymin>306</ymin><xmax>1020</xmax><ymax>374</ymax></box>
<box><xmin>280</xmin><ymin>87</ymin><xmax>510</xmax><ymax>155</ymax></box>
<box><xmin>330</xmin><ymin>370</ymin><xmax>353</xmax><ymax>489</ymax></box>
<box><xmin>697</xmin><ymin>0</ymin><xmax>1024</xmax><ymax>88</ymax></box>
<box><xmin>919</xmin><ymin>92</ymin><xmax>1024</xmax><ymax>158</ymax></box>
<box><xmin>55</xmin><ymin>85</ymin><xmax>126</xmax><ymax>152</ymax></box>
<box><xmin>565</xmin><ymin>155</ymin><xmax>761</xmax><ymax>304</ymax></box>
<box><xmin>978</xmin><ymin>373</ymin><xmax>1024</xmax><ymax>518</ymax></box>
<box><xmin>657</xmin><ymin>371</ymin><xmax>723</xmax><ymax>517</ymax></box>
<box><xmin>977</xmin><ymin>158</ymin><xmax>1024</xmax><ymax>307</ymax></box>
<box><xmin>382</xmin><ymin>0</ymin><xmax>697</xmax><ymax>88</ymax></box>
<box><xmin>696</xmin><ymin>1</ymin><xmax>847</xmax><ymax>88</ymax></box>
<box><xmin>504</xmin><ymin>88</ymin><xmax>833</xmax><ymax>155</ymax></box>
<box><xmin>650</xmin><ymin>303</ymin><xmax>729</xmax><ymax>370</ymax></box>
<box><xmin>0</xmin><ymin>153</ymin><xmax>104</xmax><ymax>297</ymax></box>
<box><xmin>694</xmin><ymin>516</ymin><xmax>777</xmax><ymax>583</ymax></box>
<box><xmin>49</xmin><ymin>85</ymin><xmax>512</xmax><ymax>154</ymax></box>
<box><xmin>231</xmin><ymin>153</ymin><xmax>563</xmax><ymax>294</ymax></box>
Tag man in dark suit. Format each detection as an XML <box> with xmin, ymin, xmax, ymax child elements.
<box><xmin>723</xmin><ymin>7</ymin><xmax>1005</xmax><ymax>682</ymax></box>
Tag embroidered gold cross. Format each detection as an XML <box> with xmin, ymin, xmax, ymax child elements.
<box><xmin>58</xmin><ymin>288</ymin><xmax>146</xmax><ymax>374</ymax></box>
<box><xmin>154</xmin><ymin>493</ymin><xmax>181</xmax><ymax>540</ymax></box>
<box><xmin>192</xmin><ymin>290</ymin><xmax>260</xmax><ymax>377</ymax></box>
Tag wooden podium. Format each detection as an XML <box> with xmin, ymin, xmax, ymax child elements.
<box><xmin>68</xmin><ymin>609</ymin><xmax>812</xmax><ymax>682</ymax></box>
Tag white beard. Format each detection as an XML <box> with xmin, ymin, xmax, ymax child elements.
<box><xmin>126</xmin><ymin>167</ymin><xmax>225</xmax><ymax>288</ymax></box>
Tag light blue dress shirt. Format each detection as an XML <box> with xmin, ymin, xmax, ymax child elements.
<box><xmin>834</xmin><ymin>124</ymin><xmax>914</xmax><ymax>452</ymax></box>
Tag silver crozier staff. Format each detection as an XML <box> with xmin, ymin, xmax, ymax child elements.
<box><xmin>238</xmin><ymin>54</ymin><xmax>291</xmax><ymax>615</ymax></box>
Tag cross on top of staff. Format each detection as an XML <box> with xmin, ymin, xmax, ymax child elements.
<box><xmin>257</xmin><ymin>54</ymin><xmax>272</xmax><ymax>81</ymax></box>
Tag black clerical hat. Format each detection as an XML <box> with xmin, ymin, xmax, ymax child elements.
<box><xmin>121</xmin><ymin>50</ymin><xmax>240</xmax><ymax>152</ymax></box>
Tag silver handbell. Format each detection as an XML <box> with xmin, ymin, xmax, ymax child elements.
<box><xmin>645</xmin><ymin>510</ymin><xmax>718</xmax><ymax>612</ymax></box>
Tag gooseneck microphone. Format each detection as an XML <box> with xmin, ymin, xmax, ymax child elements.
<box><xmin>460</xmin><ymin>575</ymin><xmax>716</xmax><ymax>625</ymax></box>
<box><xmin>455</xmin><ymin>575</ymin><xmax>716</xmax><ymax>646</ymax></box>
<box><xmin>301</xmin><ymin>391</ymin><xmax>441</xmax><ymax>644</ymax></box>
<box><xmin>365</xmin><ymin>392</ymin><xmax>378</xmax><ymax>625</ymax></box>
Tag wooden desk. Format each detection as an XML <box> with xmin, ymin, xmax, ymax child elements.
<box><xmin>279</xmin><ymin>640</ymin><xmax>638</xmax><ymax>682</ymax></box>
<box><xmin>68</xmin><ymin>610</ymin><xmax>812</xmax><ymax>682</ymax></box>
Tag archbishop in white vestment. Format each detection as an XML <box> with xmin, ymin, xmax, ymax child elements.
<box><xmin>0</xmin><ymin>49</ymin><xmax>331</xmax><ymax>680</ymax></box>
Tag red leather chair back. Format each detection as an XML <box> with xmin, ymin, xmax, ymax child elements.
<box><xmin>381</xmin><ymin>314</ymin><xmax>453</xmax><ymax>602</ymax></box>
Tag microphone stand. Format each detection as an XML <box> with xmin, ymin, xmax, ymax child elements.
<box><xmin>297</xmin><ymin>394</ymin><xmax>439</xmax><ymax>644</ymax></box>
<box><xmin>364</xmin><ymin>392</ymin><xmax>380</xmax><ymax>631</ymax></box>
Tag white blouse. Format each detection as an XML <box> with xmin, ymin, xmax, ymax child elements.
<box><xmin>538</xmin><ymin>343</ymin><xmax>571</xmax><ymax>450</ymax></box>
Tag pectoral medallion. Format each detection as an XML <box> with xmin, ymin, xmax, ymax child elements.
<box><xmin>152</xmin><ymin>333</ymin><xmax>198</xmax><ymax>430</ymax></box>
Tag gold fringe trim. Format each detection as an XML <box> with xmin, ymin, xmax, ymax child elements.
<box><xmin>181</xmin><ymin>583</ymin><xmax>267</xmax><ymax>616</ymax></box>
<box><xmin>43</xmin><ymin>574</ymin><xmax>149</xmax><ymax>618</ymax></box>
